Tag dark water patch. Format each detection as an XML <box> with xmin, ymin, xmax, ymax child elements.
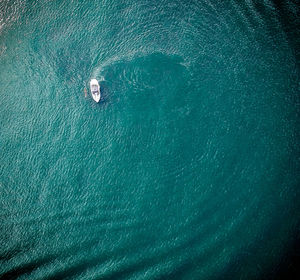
<box><xmin>270</xmin><ymin>231</ymin><xmax>300</xmax><ymax>280</ymax></box>
<box><xmin>0</xmin><ymin>256</ymin><xmax>52</xmax><ymax>280</ymax></box>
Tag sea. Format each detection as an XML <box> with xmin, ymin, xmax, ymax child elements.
<box><xmin>0</xmin><ymin>1</ymin><xmax>299</xmax><ymax>279</ymax></box>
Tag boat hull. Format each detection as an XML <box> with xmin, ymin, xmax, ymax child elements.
<box><xmin>90</xmin><ymin>79</ymin><xmax>101</xmax><ymax>103</ymax></box>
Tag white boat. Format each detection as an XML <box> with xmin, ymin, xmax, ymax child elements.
<box><xmin>90</xmin><ymin>79</ymin><xmax>101</xmax><ymax>103</ymax></box>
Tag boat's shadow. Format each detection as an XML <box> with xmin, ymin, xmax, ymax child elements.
<box><xmin>97</xmin><ymin>83</ymin><xmax>110</xmax><ymax>106</ymax></box>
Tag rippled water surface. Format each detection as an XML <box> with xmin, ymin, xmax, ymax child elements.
<box><xmin>1</xmin><ymin>0</ymin><xmax>299</xmax><ymax>279</ymax></box>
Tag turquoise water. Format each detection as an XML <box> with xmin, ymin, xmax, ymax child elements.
<box><xmin>1</xmin><ymin>0</ymin><xmax>299</xmax><ymax>279</ymax></box>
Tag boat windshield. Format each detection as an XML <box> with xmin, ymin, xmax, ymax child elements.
<box><xmin>91</xmin><ymin>85</ymin><xmax>98</xmax><ymax>94</ymax></box>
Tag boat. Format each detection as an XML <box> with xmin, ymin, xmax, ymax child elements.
<box><xmin>90</xmin><ymin>79</ymin><xmax>101</xmax><ymax>103</ymax></box>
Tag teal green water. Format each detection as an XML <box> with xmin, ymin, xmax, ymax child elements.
<box><xmin>1</xmin><ymin>1</ymin><xmax>299</xmax><ymax>279</ymax></box>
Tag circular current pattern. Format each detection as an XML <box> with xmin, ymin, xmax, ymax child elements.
<box><xmin>0</xmin><ymin>1</ymin><xmax>299</xmax><ymax>279</ymax></box>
